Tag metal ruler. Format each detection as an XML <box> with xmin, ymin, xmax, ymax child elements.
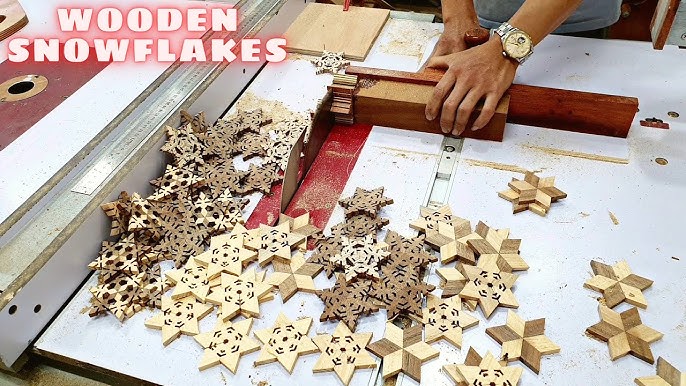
<box><xmin>0</xmin><ymin>0</ymin><xmax>293</xmax><ymax>369</ymax></box>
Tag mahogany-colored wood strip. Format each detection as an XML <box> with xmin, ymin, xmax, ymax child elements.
<box><xmin>347</xmin><ymin>66</ymin><xmax>639</xmax><ymax>138</ymax></box>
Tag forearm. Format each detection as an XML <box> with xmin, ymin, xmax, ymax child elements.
<box><xmin>441</xmin><ymin>0</ymin><xmax>479</xmax><ymax>29</ymax></box>
<box><xmin>509</xmin><ymin>0</ymin><xmax>583</xmax><ymax>44</ymax></box>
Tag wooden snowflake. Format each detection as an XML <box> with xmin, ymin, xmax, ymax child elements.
<box><xmin>311</xmin><ymin>51</ymin><xmax>349</xmax><ymax>74</ymax></box>
<box><xmin>467</xmin><ymin>222</ymin><xmax>529</xmax><ymax>272</ymax></box>
<box><xmin>100</xmin><ymin>191</ymin><xmax>133</xmax><ymax>237</ymax></box>
<box><xmin>149</xmin><ymin>165</ymin><xmax>204</xmax><ymax>200</ymax></box>
<box><xmin>459</xmin><ymin>258</ymin><xmax>519</xmax><ymax>318</ymax></box>
<box><xmin>254</xmin><ymin>313</ymin><xmax>319</xmax><ymax>373</ymax></box>
<box><xmin>245</xmin><ymin>222</ymin><xmax>306</xmax><ymax>267</ymax></box>
<box><xmin>237</xmin><ymin>162</ymin><xmax>282</xmax><ymax>195</ymax></box>
<box><xmin>331</xmin><ymin>235</ymin><xmax>389</xmax><ymax>282</ymax></box>
<box><xmin>206</xmin><ymin>268</ymin><xmax>273</xmax><ymax>321</ymax></box>
<box><xmin>584</xmin><ymin>260</ymin><xmax>653</xmax><ymax>309</ymax></box>
<box><xmin>144</xmin><ymin>295</ymin><xmax>213</xmax><ymax>346</ymax></box>
<box><xmin>194</xmin><ymin>225</ymin><xmax>258</xmax><ymax>278</ymax></box>
<box><xmin>338</xmin><ymin>187</ymin><xmax>393</xmax><ymax>219</ymax></box>
<box><xmin>444</xmin><ymin>348</ymin><xmax>523</xmax><ymax>386</ymax></box>
<box><xmin>423</xmin><ymin>294</ymin><xmax>479</xmax><ymax>349</ymax></box>
<box><xmin>268</xmin><ymin>252</ymin><xmax>319</xmax><ymax>302</ymax></box>
<box><xmin>194</xmin><ymin>318</ymin><xmax>261</xmax><ymax>373</ymax></box>
<box><xmin>165</xmin><ymin>259</ymin><xmax>219</xmax><ymax>302</ymax></box>
<box><xmin>318</xmin><ymin>274</ymin><xmax>380</xmax><ymax>331</ymax></box>
<box><xmin>312</xmin><ymin>322</ymin><xmax>376</xmax><ymax>386</ymax></box>
<box><xmin>367</xmin><ymin>322</ymin><xmax>439</xmax><ymax>382</ymax></box>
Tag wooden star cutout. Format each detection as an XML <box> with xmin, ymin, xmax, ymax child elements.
<box><xmin>238</xmin><ymin>162</ymin><xmax>283</xmax><ymax>195</ymax></box>
<box><xmin>373</xmin><ymin>264</ymin><xmax>435</xmax><ymax>321</ymax></box>
<box><xmin>485</xmin><ymin>310</ymin><xmax>560</xmax><ymax>373</ymax></box>
<box><xmin>149</xmin><ymin>165</ymin><xmax>204</xmax><ymax>200</ymax></box>
<box><xmin>268</xmin><ymin>252</ymin><xmax>319</xmax><ymax>302</ymax></box>
<box><xmin>127</xmin><ymin>193</ymin><xmax>162</xmax><ymax>234</ymax></box>
<box><xmin>584</xmin><ymin>260</ymin><xmax>653</xmax><ymax>309</ymax></box>
<box><xmin>338</xmin><ymin>187</ymin><xmax>393</xmax><ymax>219</ymax></box>
<box><xmin>331</xmin><ymin>235</ymin><xmax>389</xmax><ymax>282</ymax></box>
<box><xmin>312</xmin><ymin>50</ymin><xmax>349</xmax><ymax>74</ymax></box>
<box><xmin>431</xmin><ymin>220</ymin><xmax>477</xmax><ymax>265</ymax></box>
<box><xmin>165</xmin><ymin>259</ymin><xmax>219</xmax><ymax>302</ymax></box>
<box><xmin>367</xmin><ymin>322</ymin><xmax>439</xmax><ymax>382</ymax></box>
<box><xmin>318</xmin><ymin>274</ymin><xmax>380</xmax><ymax>331</ymax></box>
<box><xmin>636</xmin><ymin>357</ymin><xmax>685</xmax><ymax>386</ymax></box>
<box><xmin>100</xmin><ymin>191</ymin><xmax>132</xmax><ymax>237</ymax></box>
<box><xmin>423</xmin><ymin>294</ymin><xmax>479</xmax><ymax>349</ymax></box>
<box><xmin>384</xmin><ymin>231</ymin><xmax>437</xmax><ymax>268</ymax></box>
<box><xmin>308</xmin><ymin>234</ymin><xmax>343</xmax><ymax>278</ymax></box>
<box><xmin>180</xmin><ymin>110</ymin><xmax>209</xmax><ymax>134</ymax></box>
<box><xmin>236</xmin><ymin>108</ymin><xmax>272</xmax><ymax>134</ymax></box>
<box><xmin>161</xmin><ymin>123</ymin><xmax>206</xmax><ymax>168</ymax></box>
<box><xmin>144</xmin><ymin>295</ymin><xmax>213</xmax><ymax>346</ymax></box>
<box><xmin>199</xmin><ymin>159</ymin><xmax>244</xmax><ymax>197</ymax></box>
<box><xmin>459</xmin><ymin>260</ymin><xmax>519</xmax><ymax>318</ymax></box>
<box><xmin>444</xmin><ymin>348</ymin><xmax>523</xmax><ymax>386</ymax></box>
<box><xmin>194</xmin><ymin>318</ymin><xmax>261</xmax><ymax>373</ymax></box>
<box><xmin>410</xmin><ymin>205</ymin><xmax>464</xmax><ymax>235</ymax></box>
<box><xmin>330</xmin><ymin>214</ymin><xmax>389</xmax><ymax>239</ymax></box>
<box><xmin>498</xmin><ymin>171</ymin><xmax>567</xmax><ymax>216</ymax></box>
<box><xmin>237</xmin><ymin>132</ymin><xmax>269</xmax><ymax>160</ymax></box>
<box><xmin>587</xmin><ymin>305</ymin><xmax>663</xmax><ymax>363</ymax></box>
<box><xmin>88</xmin><ymin>234</ymin><xmax>145</xmax><ymax>279</ymax></box>
<box><xmin>245</xmin><ymin>222</ymin><xmax>306</xmax><ymax>267</ymax></box>
<box><xmin>190</xmin><ymin>191</ymin><xmax>246</xmax><ymax>234</ymax></box>
<box><xmin>278</xmin><ymin>212</ymin><xmax>322</xmax><ymax>244</ymax></box>
<box><xmin>89</xmin><ymin>272</ymin><xmax>147</xmax><ymax>321</ymax></box>
<box><xmin>254</xmin><ymin>313</ymin><xmax>319</xmax><ymax>373</ymax></box>
<box><xmin>206</xmin><ymin>268</ymin><xmax>273</xmax><ymax>321</ymax></box>
<box><xmin>467</xmin><ymin>222</ymin><xmax>529</xmax><ymax>272</ymax></box>
<box><xmin>312</xmin><ymin>322</ymin><xmax>376</xmax><ymax>386</ymax></box>
<box><xmin>194</xmin><ymin>228</ymin><xmax>258</xmax><ymax>278</ymax></box>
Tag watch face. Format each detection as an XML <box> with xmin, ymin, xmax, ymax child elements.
<box><xmin>504</xmin><ymin>31</ymin><xmax>532</xmax><ymax>59</ymax></box>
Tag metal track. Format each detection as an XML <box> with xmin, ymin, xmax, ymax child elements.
<box><xmin>0</xmin><ymin>0</ymin><xmax>289</xmax><ymax>369</ymax></box>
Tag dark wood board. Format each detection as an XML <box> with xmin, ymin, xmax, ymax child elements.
<box><xmin>347</xmin><ymin>66</ymin><xmax>639</xmax><ymax>139</ymax></box>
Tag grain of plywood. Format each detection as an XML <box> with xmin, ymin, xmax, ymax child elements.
<box><xmin>284</xmin><ymin>3</ymin><xmax>390</xmax><ymax>61</ymax></box>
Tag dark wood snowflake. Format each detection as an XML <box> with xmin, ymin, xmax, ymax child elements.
<box><xmin>317</xmin><ymin>274</ymin><xmax>380</xmax><ymax>331</ymax></box>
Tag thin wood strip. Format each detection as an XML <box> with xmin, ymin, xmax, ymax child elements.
<box><xmin>346</xmin><ymin>66</ymin><xmax>639</xmax><ymax>139</ymax></box>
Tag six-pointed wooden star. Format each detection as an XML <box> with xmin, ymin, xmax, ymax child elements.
<box><xmin>459</xmin><ymin>261</ymin><xmax>519</xmax><ymax>318</ymax></box>
<box><xmin>144</xmin><ymin>295</ymin><xmax>213</xmax><ymax>346</ymax></box>
<box><xmin>245</xmin><ymin>222</ymin><xmax>306</xmax><ymax>267</ymax></box>
<box><xmin>165</xmin><ymin>259</ymin><xmax>220</xmax><ymax>302</ymax></box>
<box><xmin>422</xmin><ymin>294</ymin><xmax>479</xmax><ymax>349</ymax></box>
<box><xmin>366</xmin><ymin>322</ymin><xmax>439</xmax><ymax>382</ymax></box>
<box><xmin>205</xmin><ymin>268</ymin><xmax>273</xmax><ymax>321</ymax></box>
<box><xmin>312</xmin><ymin>322</ymin><xmax>377</xmax><ymax>385</ymax></box>
<box><xmin>584</xmin><ymin>260</ymin><xmax>653</xmax><ymax>309</ymax></box>
<box><xmin>254</xmin><ymin>313</ymin><xmax>320</xmax><ymax>373</ymax></box>
<box><xmin>586</xmin><ymin>305</ymin><xmax>663</xmax><ymax>364</ymax></box>
<box><xmin>485</xmin><ymin>310</ymin><xmax>560</xmax><ymax>373</ymax></box>
<box><xmin>194</xmin><ymin>318</ymin><xmax>261</xmax><ymax>373</ymax></box>
<box><xmin>194</xmin><ymin>230</ymin><xmax>258</xmax><ymax>278</ymax></box>
<box><xmin>444</xmin><ymin>348</ymin><xmax>523</xmax><ymax>386</ymax></box>
<box><xmin>268</xmin><ymin>252</ymin><xmax>319</xmax><ymax>302</ymax></box>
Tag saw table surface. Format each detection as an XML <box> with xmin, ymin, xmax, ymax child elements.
<box><xmin>34</xmin><ymin>15</ymin><xmax>685</xmax><ymax>386</ymax></box>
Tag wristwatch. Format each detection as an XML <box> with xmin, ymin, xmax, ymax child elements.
<box><xmin>492</xmin><ymin>22</ymin><xmax>534</xmax><ymax>64</ymax></box>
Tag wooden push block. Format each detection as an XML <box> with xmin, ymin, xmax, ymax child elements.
<box><xmin>354</xmin><ymin>80</ymin><xmax>509</xmax><ymax>142</ymax></box>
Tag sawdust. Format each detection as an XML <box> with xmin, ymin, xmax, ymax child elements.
<box><xmin>463</xmin><ymin>159</ymin><xmax>530</xmax><ymax>174</ymax></box>
<box><xmin>266</xmin><ymin>212</ymin><xmax>275</xmax><ymax>225</ymax></box>
<box><xmin>378</xmin><ymin>19</ymin><xmax>441</xmax><ymax>61</ymax></box>
<box><xmin>608</xmin><ymin>211</ymin><xmax>620</xmax><ymax>225</ymax></box>
<box><xmin>358</xmin><ymin>78</ymin><xmax>379</xmax><ymax>89</ymax></box>
<box><xmin>521</xmin><ymin>144</ymin><xmax>629</xmax><ymax>165</ymax></box>
<box><xmin>234</xmin><ymin>92</ymin><xmax>310</xmax><ymax>129</ymax></box>
<box><xmin>291</xmin><ymin>174</ymin><xmax>338</xmax><ymax>212</ymax></box>
<box><xmin>579</xmin><ymin>212</ymin><xmax>590</xmax><ymax>217</ymax></box>
<box><xmin>378</xmin><ymin>146</ymin><xmax>437</xmax><ymax>158</ymax></box>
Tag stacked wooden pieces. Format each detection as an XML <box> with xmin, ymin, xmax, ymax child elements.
<box><xmin>284</xmin><ymin>3</ymin><xmax>390</xmax><ymax>60</ymax></box>
<box><xmin>444</xmin><ymin>348</ymin><xmax>523</xmax><ymax>386</ymax></box>
<box><xmin>88</xmin><ymin>109</ymin><xmax>311</xmax><ymax>321</ymax></box>
<box><xmin>328</xmin><ymin>74</ymin><xmax>357</xmax><ymax>125</ymax></box>
<box><xmin>584</xmin><ymin>260</ymin><xmax>662</xmax><ymax>364</ymax></box>
<box><xmin>410</xmin><ymin>205</ymin><xmax>527</xmax><ymax>318</ymax></box>
<box><xmin>498</xmin><ymin>171</ymin><xmax>567</xmax><ymax>216</ymax></box>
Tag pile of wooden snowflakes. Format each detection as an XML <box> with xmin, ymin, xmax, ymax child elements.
<box><xmin>86</xmin><ymin>110</ymin><xmax>310</xmax><ymax>321</ymax></box>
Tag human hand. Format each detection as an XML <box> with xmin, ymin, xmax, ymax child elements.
<box><xmin>429</xmin><ymin>19</ymin><xmax>480</xmax><ymax>58</ymax></box>
<box><xmin>424</xmin><ymin>36</ymin><xmax>518</xmax><ymax>136</ymax></box>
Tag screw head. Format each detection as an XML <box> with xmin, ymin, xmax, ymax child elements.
<box><xmin>681</xmin><ymin>32</ymin><xmax>686</xmax><ymax>40</ymax></box>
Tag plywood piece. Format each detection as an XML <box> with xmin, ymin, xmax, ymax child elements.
<box><xmin>268</xmin><ymin>252</ymin><xmax>319</xmax><ymax>302</ymax></box>
<box><xmin>318</xmin><ymin>274</ymin><xmax>380</xmax><ymax>331</ymax></box>
<box><xmin>422</xmin><ymin>294</ymin><xmax>479</xmax><ymax>349</ymax></box>
<box><xmin>444</xmin><ymin>348</ymin><xmax>523</xmax><ymax>386</ymax></box>
<box><xmin>194</xmin><ymin>318</ymin><xmax>261</xmax><ymax>373</ymax></box>
<box><xmin>312</xmin><ymin>322</ymin><xmax>377</xmax><ymax>386</ymax></box>
<box><xmin>485</xmin><ymin>310</ymin><xmax>560</xmax><ymax>374</ymax></box>
<box><xmin>253</xmin><ymin>313</ymin><xmax>320</xmax><ymax>373</ymax></box>
<box><xmin>586</xmin><ymin>305</ymin><xmax>663</xmax><ymax>364</ymax></box>
<box><xmin>0</xmin><ymin>0</ymin><xmax>28</xmax><ymax>41</ymax></box>
<box><xmin>284</xmin><ymin>3</ymin><xmax>390</xmax><ymax>61</ymax></box>
<box><xmin>205</xmin><ymin>268</ymin><xmax>273</xmax><ymax>321</ymax></box>
<box><xmin>636</xmin><ymin>357</ymin><xmax>686</xmax><ymax>386</ymax></box>
<box><xmin>144</xmin><ymin>295</ymin><xmax>213</xmax><ymax>346</ymax></box>
<box><xmin>584</xmin><ymin>260</ymin><xmax>654</xmax><ymax>309</ymax></box>
<box><xmin>366</xmin><ymin>322</ymin><xmax>439</xmax><ymax>382</ymax></box>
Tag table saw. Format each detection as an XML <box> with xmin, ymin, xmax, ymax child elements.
<box><xmin>0</xmin><ymin>0</ymin><xmax>685</xmax><ymax>385</ymax></box>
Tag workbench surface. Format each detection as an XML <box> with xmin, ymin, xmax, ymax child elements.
<box><xmin>35</xmin><ymin>14</ymin><xmax>685</xmax><ymax>386</ymax></box>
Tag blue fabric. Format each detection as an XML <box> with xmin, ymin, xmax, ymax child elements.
<box><xmin>474</xmin><ymin>0</ymin><xmax>621</xmax><ymax>33</ymax></box>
